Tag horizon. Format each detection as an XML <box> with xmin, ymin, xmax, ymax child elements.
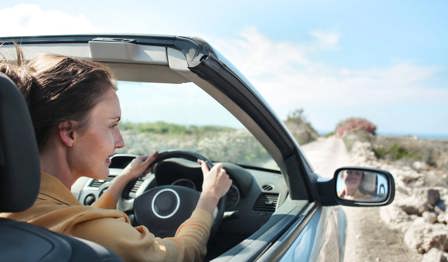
<box><xmin>1</xmin><ymin>1</ymin><xmax>447</xmax><ymax>135</ymax></box>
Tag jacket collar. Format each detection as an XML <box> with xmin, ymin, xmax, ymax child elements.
<box><xmin>39</xmin><ymin>172</ymin><xmax>80</xmax><ymax>206</ymax></box>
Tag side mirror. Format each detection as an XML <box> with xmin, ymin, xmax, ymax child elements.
<box><xmin>335</xmin><ymin>167</ymin><xmax>394</xmax><ymax>206</ymax></box>
<box><xmin>317</xmin><ymin>167</ymin><xmax>395</xmax><ymax>206</ymax></box>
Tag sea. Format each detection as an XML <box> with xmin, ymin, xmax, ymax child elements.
<box><xmin>378</xmin><ymin>133</ymin><xmax>448</xmax><ymax>141</ymax></box>
<box><xmin>318</xmin><ymin>131</ymin><xmax>448</xmax><ymax>141</ymax></box>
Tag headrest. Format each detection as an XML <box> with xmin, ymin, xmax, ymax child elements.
<box><xmin>0</xmin><ymin>73</ymin><xmax>40</xmax><ymax>212</ymax></box>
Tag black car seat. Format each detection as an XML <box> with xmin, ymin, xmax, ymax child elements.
<box><xmin>0</xmin><ymin>73</ymin><xmax>122</xmax><ymax>262</ymax></box>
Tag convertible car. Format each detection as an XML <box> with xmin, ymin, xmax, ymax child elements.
<box><xmin>0</xmin><ymin>35</ymin><xmax>395</xmax><ymax>261</ymax></box>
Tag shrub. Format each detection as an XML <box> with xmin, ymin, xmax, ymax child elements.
<box><xmin>373</xmin><ymin>143</ymin><xmax>419</xmax><ymax>161</ymax></box>
<box><xmin>116</xmin><ymin>122</ymin><xmax>271</xmax><ymax>166</ymax></box>
<box><xmin>324</xmin><ymin>131</ymin><xmax>335</xmax><ymax>137</ymax></box>
<box><xmin>373</xmin><ymin>137</ymin><xmax>448</xmax><ymax>168</ymax></box>
<box><xmin>120</xmin><ymin>121</ymin><xmax>232</xmax><ymax>135</ymax></box>
<box><xmin>336</xmin><ymin>117</ymin><xmax>377</xmax><ymax>137</ymax></box>
<box><xmin>284</xmin><ymin>109</ymin><xmax>319</xmax><ymax>144</ymax></box>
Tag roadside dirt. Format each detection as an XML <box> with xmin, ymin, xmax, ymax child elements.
<box><xmin>301</xmin><ymin>137</ymin><xmax>421</xmax><ymax>262</ymax></box>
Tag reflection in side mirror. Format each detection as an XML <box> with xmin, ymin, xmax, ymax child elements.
<box><xmin>336</xmin><ymin>168</ymin><xmax>390</xmax><ymax>203</ymax></box>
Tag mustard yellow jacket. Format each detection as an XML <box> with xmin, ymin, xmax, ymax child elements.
<box><xmin>0</xmin><ymin>173</ymin><xmax>213</xmax><ymax>262</ymax></box>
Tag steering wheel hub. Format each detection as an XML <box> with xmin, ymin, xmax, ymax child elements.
<box><xmin>152</xmin><ymin>188</ymin><xmax>180</xmax><ymax>219</ymax></box>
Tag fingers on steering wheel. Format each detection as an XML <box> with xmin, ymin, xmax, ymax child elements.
<box><xmin>213</xmin><ymin>163</ymin><xmax>223</xmax><ymax>172</ymax></box>
<box><xmin>220</xmin><ymin>169</ymin><xmax>232</xmax><ymax>189</ymax></box>
<box><xmin>144</xmin><ymin>152</ymin><xmax>158</xmax><ymax>165</ymax></box>
<box><xmin>198</xmin><ymin>159</ymin><xmax>210</xmax><ymax>174</ymax></box>
<box><xmin>141</xmin><ymin>152</ymin><xmax>158</xmax><ymax>173</ymax></box>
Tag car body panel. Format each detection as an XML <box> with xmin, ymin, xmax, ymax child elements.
<box><xmin>281</xmin><ymin>206</ymin><xmax>345</xmax><ymax>262</ymax></box>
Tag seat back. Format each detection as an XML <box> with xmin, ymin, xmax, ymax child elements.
<box><xmin>0</xmin><ymin>73</ymin><xmax>40</xmax><ymax>211</ymax></box>
<box><xmin>0</xmin><ymin>73</ymin><xmax>122</xmax><ymax>262</ymax></box>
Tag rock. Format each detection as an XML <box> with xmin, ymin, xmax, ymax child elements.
<box><xmin>348</xmin><ymin>135</ymin><xmax>448</xmax><ymax>260</ymax></box>
<box><xmin>400</xmin><ymin>202</ymin><xmax>422</xmax><ymax>215</ymax></box>
<box><xmin>380</xmin><ymin>204</ymin><xmax>412</xmax><ymax>232</ymax></box>
<box><xmin>412</xmin><ymin>161</ymin><xmax>429</xmax><ymax>172</ymax></box>
<box><xmin>437</xmin><ymin>213</ymin><xmax>448</xmax><ymax>224</ymax></box>
<box><xmin>397</xmin><ymin>188</ymin><xmax>441</xmax><ymax>216</ymax></box>
<box><xmin>404</xmin><ymin>220</ymin><xmax>448</xmax><ymax>254</ymax></box>
<box><xmin>414</xmin><ymin>216</ymin><xmax>426</xmax><ymax>225</ymax></box>
<box><xmin>428</xmin><ymin>189</ymin><xmax>441</xmax><ymax>206</ymax></box>
<box><xmin>435</xmin><ymin>206</ymin><xmax>445</xmax><ymax>215</ymax></box>
<box><xmin>422</xmin><ymin>212</ymin><xmax>437</xmax><ymax>224</ymax></box>
<box><xmin>350</xmin><ymin>141</ymin><xmax>376</xmax><ymax>162</ymax></box>
<box><xmin>422</xmin><ymin>248</ymin><xmax>448</xmax><ymax>262</ymax></box>
<box><xmin>397</xmin><ymin>172</ymin><xmax>425</xmax><ymax>189</ymax></box>
<box><xmin>424</xmin><ymin>171</ymin><xmax>448</xmax><ymax>188</ymax></box>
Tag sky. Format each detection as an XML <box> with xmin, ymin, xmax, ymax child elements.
<box><xmin>1</xmin><ymin>1</ymin><xmax>447</xmax><ymax>136</ymax></box>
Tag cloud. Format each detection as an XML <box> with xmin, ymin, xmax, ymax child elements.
<box><xmin>310</xmin><ymin>30</ymin><xmax>340</xmax><ymax>49</ymax></box>
<box><xmin>210</xmin><ymin>28</ymin><xmax>448</xmax><ymax>121</ymax></box>
<box><xmin>1</xmin><ymin>3</ymin><xmax>445</xmax><ymax>133</ymax></box>
<box><xmin>211</xmin><ymin>27</ymin><xmax>310</xmax><ymax>79</ymax></box>
<box><xmin>0</xmin><ymin>4</ymin><xmax>98</xmax><ymax>36</ymax></box>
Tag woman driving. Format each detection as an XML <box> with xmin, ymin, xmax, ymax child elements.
<box><xmin>0</xmin><ymin>51</ymin><xmax>232</xmax><ymax>261</ymax></box>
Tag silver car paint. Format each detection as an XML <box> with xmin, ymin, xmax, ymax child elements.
<box><xmin>280</xmin><ymin>206</ymin><xmax>346</xmax><ymax>262</ymax></box>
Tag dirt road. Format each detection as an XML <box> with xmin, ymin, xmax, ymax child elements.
<box><xmin>301</xmin><ymin>137</ymin><xmax>419</xmax><ymax>262</ymax></box>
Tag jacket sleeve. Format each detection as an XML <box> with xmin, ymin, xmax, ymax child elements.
<box><xmin>92</xmin><ymin>191</ymin><xmax>117</xmax><ymax>209</ymax></box>
<box><xmin>69</xmin><ymin>208</ymin><xmax>213</xmax><ymax>262</ymax></box>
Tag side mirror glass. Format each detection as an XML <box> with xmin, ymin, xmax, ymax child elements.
<box><xmin>336</xmin><ymin>168</ymin><xmax>393</xmax><ymax>204</ymax></box>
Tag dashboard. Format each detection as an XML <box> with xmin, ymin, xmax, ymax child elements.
<box><xmin>71</xmin><ymin>154</ymin><xmax>288</xmax><ymax>238</ymax></box>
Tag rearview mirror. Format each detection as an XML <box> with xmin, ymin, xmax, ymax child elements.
<box><xmin>335</xmin><ymin>167</ymin><xmax>394</xmax><ymax>206</ymax></box>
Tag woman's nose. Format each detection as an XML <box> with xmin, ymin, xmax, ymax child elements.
<box><xmin>115</xmin><ymin>130</ymin><xmax>125</xmax><ymax>148</ymax></box>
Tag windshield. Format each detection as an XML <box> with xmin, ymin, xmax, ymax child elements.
<box><xmin>115</xmin><ymin>81</ymin><xmax>279</xmax><ymax>170</ymax></box>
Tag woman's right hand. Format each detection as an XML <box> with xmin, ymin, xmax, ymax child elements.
<box><xmin>196</xmin><ymin>160</ymin><xmax>232</xmax><ymax>214</ymax></box>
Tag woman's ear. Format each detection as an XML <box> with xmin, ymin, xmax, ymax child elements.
<box><xmin>57</xmin><ymin>121</ymin><xmax>76</xmax><ymax>147</ymax></box>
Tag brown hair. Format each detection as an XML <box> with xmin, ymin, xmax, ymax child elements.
<box><xmin>0</xmin><ymin>47</ymin><xmax>116</xmax><ymax>151</ymax></box>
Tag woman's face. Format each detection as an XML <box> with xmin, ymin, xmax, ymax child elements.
<box><xmin>343</xmin><ymin>170</ymin><xmax>363</xmax><ymax>190</ymax></box>
<box><xmin>69</xmin><ymin>88</ymin><xmax>124</xmax><ymax>180</ymax></box>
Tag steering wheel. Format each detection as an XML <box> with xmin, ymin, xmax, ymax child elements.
<box><xmin>132</xmin><ymin>150</ymin><xmax>226</xmax><ymax>238</ymax></box>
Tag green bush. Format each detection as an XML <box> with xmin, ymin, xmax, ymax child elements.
<box><xmin>117</xmin><ymin>122</ymin><xmax>271</xmax><ymax>166</ymax></box>
<box><xmin>120</xmin><ymin>121</ymin><xmax>232</xmax><ymax>135</ymax></box>
<box><xmin>324</xmin><ymin>131</ymin><xmax>335</xmax><ymax>137</ymax></box>
<box><xmin>373</xmin><ymin>143</ymin><xmax>419</xmax><ymax>161</ymax></box>
<box><xmin>372</xmin><ymin>137</ymin><xmax>448</xmax><ymax>168</ymax></box>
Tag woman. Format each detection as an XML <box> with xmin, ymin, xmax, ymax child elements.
<box><xmin>0</xmin><ymin>51</ymin><xmax>232</xmax><ymax>261</ymax></box>
<box><xmin>338</xmin><ymin>170</ymin><xmax>371</xmax><ymax>201</ymax></box>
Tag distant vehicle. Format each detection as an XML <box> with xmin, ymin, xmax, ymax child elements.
<box><xmin>0</xmin><ymin>35</ymin><xmax>395</xmax><ymax>261</ymax></box>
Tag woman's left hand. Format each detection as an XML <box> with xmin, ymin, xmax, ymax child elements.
<box><xmin>121</xmin><ymin>152</ymin><xmax>158</xmax><ymax>180</ymax></box>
